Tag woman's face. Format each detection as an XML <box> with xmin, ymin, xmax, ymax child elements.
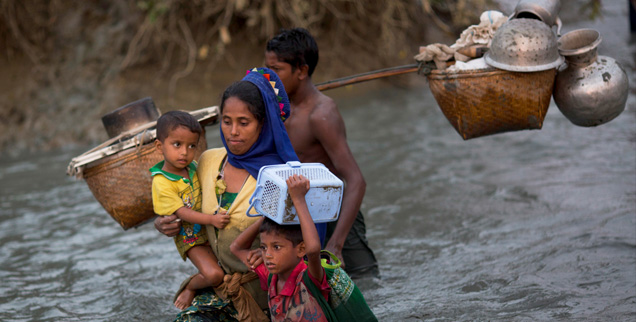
<box><xmin>221</xmin><ymin>96</ymin><xmax>262</xmax><ymax>155</ymax></box>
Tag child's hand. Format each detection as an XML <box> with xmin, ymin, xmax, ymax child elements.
<box><xmin>286</xmin><ymin>174</ymin><xmax>310</xmax><ymax>202</ymax></box>
<box><xmin>246</xmin><ymin>249</ymin><xmax>263</xmax><ymax>270</ymax></box>
<box><xmin>210</xmin><ymin>209</ymin><xmax>230</xmax><ymax>229</ymax></box>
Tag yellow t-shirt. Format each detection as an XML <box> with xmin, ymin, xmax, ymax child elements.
<box><xmin>150</xmin><ymin>161</ymin><xmax>208</xmax><ymax>260</ymax></box>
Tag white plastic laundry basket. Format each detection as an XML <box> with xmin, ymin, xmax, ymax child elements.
<box><xmin>247</xmin><ymin>161</ymin><xmax>343</xmax><ymax>225</ymax></box>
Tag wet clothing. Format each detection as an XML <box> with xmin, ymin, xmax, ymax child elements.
<box><xmin>150</xmin><ymin>161</ymin><xmax>207</xmax><ymax>260</ymax></box>
<box><xmin>254</xmin><ymin>261</ymin><xmax>330</xmax><ymax>322</ymax></box>
<box><xmin>326</xmin><ymin>211</ymin><xmax>379</xmax><ymax>279</ymax></box>
<box><xmin>200</xmin><ymin>148</ymin><xmax>267</xmax><ymax>307</ymax></box>
<box><xmin>175</xmin><ymin>148</ymin><xmax>267</xmax><ymax>322</ymax></box>
<box><xmin>175</xmin><ymin>289</ymin><xmax>238</xmax><ymax>322</ymax></box>
<box><xmin>213</xmin><ymin>271</ymin><xmax>269</xmax><ymax>322</ymax></box>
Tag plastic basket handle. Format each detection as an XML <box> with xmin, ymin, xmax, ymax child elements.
<box><xmin>286</xmin><ymin>161</ymin><xmax>301</xmax><ymax>168</ymax></box>
<box><xmin>246</xmin><ymin>203</ymin><xmax>259</xmax><ymax>217</ymax></box>
<box><xmin>246</xmin><ymin>185</ymin><xmax>262</xmax><ymax>217</ymax></box>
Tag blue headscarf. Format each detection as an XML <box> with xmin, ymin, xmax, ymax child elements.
<box><xmin>220</xmin><ymin>67</ymin><xmax>299</xmax><ymax>179</ymax></box>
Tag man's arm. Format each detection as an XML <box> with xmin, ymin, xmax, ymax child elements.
<box><xmin>309</xmin><ymin>101</ymin><xmax>366</xmax><ymax>267</ymax></box>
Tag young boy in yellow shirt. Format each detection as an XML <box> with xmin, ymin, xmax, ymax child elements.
<box><xmin>150</xmin><ymin>111</ymin><xmax>229</xmax><ymax>310</ymax></box>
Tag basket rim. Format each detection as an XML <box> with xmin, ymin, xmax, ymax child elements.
<box><xmin>427</xmin><ymin>67</ymin><xmax>505</xmax><ymax>79</ymax></box>
<box><xmin>426</xmin><ymin>67</ymin><xmax>555</xmax><ymax>80</ymax></box>
<box><xmin>67</xmin><ymin>106</ymin><xmax>218</xmax><ymax>177</ymax></box>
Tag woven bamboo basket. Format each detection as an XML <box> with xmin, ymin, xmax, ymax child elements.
<box><xmin>82</xmin><ymin>133</ymin><xmax>208</xmax><ymax>230</ymax></box>
<box><xmin>68</xmin><ymin>106</ymin><xmax>218</xmax><ymax>230</ymax></box>
<box><xmin>426</xmin><ymin>67</ymin><xmax>556</xmax><ymax>140</ymax></box>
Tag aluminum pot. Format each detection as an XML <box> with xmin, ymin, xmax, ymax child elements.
<box><xmin>101</xmin><ymin>97</ymin><xmax>161</xmax><ymax>138</ymax></box>
<box><xmin>553</xmin><ymin>29</ymin><xmax>629</xmax><ymax>127</ymax></box>
<box><xmin>484</xmin><ymin>18</ymin><xmax>563</xmax><ymax>72</ymax></box>
<box><xmin>512</xmin><ymin>0</ymin><xmax>562</xmax><ymax>35</ymax></box>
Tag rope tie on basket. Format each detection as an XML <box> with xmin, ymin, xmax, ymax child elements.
<box><xmin>417</xmin><ymin>61</ymin><xmax>437</xmax><ymax>76</ymax></box>
<box><xmin>137</xmin><ymin>128</ymin><xmax>158</xmax><ymax>153</ymax></box>
<box><xmin>135</xmin><ymin>129</ymin><xmax>143</xmax><ymax>153</ymax></box>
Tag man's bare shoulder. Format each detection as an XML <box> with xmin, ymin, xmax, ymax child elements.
<box><xmin>307</xmin><ymin>92</ymin><xmax>341</xmax><ymax>123</ymax></box>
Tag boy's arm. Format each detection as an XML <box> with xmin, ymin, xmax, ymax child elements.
<box><xmin>230</xmin><ymin>216</ymin><xmax>264</xmax><ymax>270</ymax></box>
<box><xmin>309</xmin><ymin>101</ymin><xmax>366</xmax><ymax>267</ymax></box>
<box><xmin>174</xmin><ymin>207</ymin><xmax>230</xmax><ymax>229</ymax></box>
<box><xmin>287</xmin><ymin>175</ymin><xmax>324</xmax><ymax>282</ymax></box>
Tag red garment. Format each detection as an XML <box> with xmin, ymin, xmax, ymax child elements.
<box><xmin>254</xmin><ymin>261</ymin><xmax>330</xmax><ymax>321</ymax></box>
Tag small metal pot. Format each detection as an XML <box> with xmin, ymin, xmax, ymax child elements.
<box><xmin>484</xmin><ymin>18</ymin><xmax>563</xmax><ymax>72</ymax></box>
<box><xmin>512</xmin><ymin>0</ymin><xmax>562</xmax><ymax>35</ymax></box>
<box><xmin>101</xmin><ymin>97</ymin><xmax>161</xmax><ymax>138</ymax></box>
<box><xmin>553</xmin><ymin>29</ymin><xmax>629</xmax><ymax>127</ymax></box>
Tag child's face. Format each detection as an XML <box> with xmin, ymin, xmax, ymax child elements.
<box><xmin>265</xmin><ymin>51</ymin><xmax>301</xmax><ymax>97</ymax></box>
<box><xmin>156</xmin><ymin>125</ymin><xmax>199</xmax><ymax>174</ymax></box>
<box><xmin>260</xmin><ymin>231</ymin><xmax>304</xmax><ymax>277</ymax></box>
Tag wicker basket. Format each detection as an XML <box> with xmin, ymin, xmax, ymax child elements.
<box><xmin>83</xmin><ymin>137</ymin><xmax>208</xmax><ymax>230</ymax></box>
<box><xmin>68</xmin><ymin>106</ymin><xmax>219</xmax><ymax>230</ymax></box>
<box><xmin>426</xmin><ymin>67</ymin><xmax>556</xmax><ymax>140</ymax></box>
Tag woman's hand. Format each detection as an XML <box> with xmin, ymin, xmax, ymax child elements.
<box><xmin>154</xmin><ymin>214</ymin><xmax>182</xmax><ymax>237</ymax></box>
<box><xmin>210</xmin><ymin>209</ymin><xmax>230</xmax><ymax>229</ymax></box>
<box><xmin>286</xmin><ymin>174</ymin><xmax>310</xmax><ymax>202</ymax></box>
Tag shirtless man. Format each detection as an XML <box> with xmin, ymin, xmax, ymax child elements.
<box><xmin>265</xmin><ymin>28</ymin><xmax>379</xmax><ymax>278</ymax></box>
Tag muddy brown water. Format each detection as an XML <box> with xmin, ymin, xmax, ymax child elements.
<box><xmin>1</xmin><ymin>2</ymin><xmax>635</xmax><ymax>321</ymax></box>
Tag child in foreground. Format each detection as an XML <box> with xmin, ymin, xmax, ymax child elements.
<box><xmin>149</xmin><ymin>111</ymin><xmax>229</xmax><ymax>310</ymax></box>
<box><xmin>231</xmin><ymin>174</ymin><xmax>330</xmax><ymax>321</ymax></box>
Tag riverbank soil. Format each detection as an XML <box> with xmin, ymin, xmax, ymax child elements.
<box><xmin>0</xmin><ymin>0</ymin><xmax>503</xmax><ymax>157</ymax></box>
<box><xmin>0</xmin><ymin>0</ymin><xmax>616</xmax><ymax>157</ymax></box>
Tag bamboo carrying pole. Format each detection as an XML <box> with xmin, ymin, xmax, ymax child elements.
<box><xmin>315</xmin><ymin>63</ymin><xmax>419</xmax><ymax>91</ymax></box>
<box><xmin>314</xmin><ymin>45</ymin><xmax>490</xmax><ymax>91</ymax></box>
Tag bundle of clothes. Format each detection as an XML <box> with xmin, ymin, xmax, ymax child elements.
<box><xmin>414</xmin><ymin>10</ymin><xmax>507</xmax><ymax>71</ymax></box>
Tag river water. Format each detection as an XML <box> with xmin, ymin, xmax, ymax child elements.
<box><xmin>1</xmin><ymin>2</ymin><xmax>635</xmax><ymax>321</ymax></box>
